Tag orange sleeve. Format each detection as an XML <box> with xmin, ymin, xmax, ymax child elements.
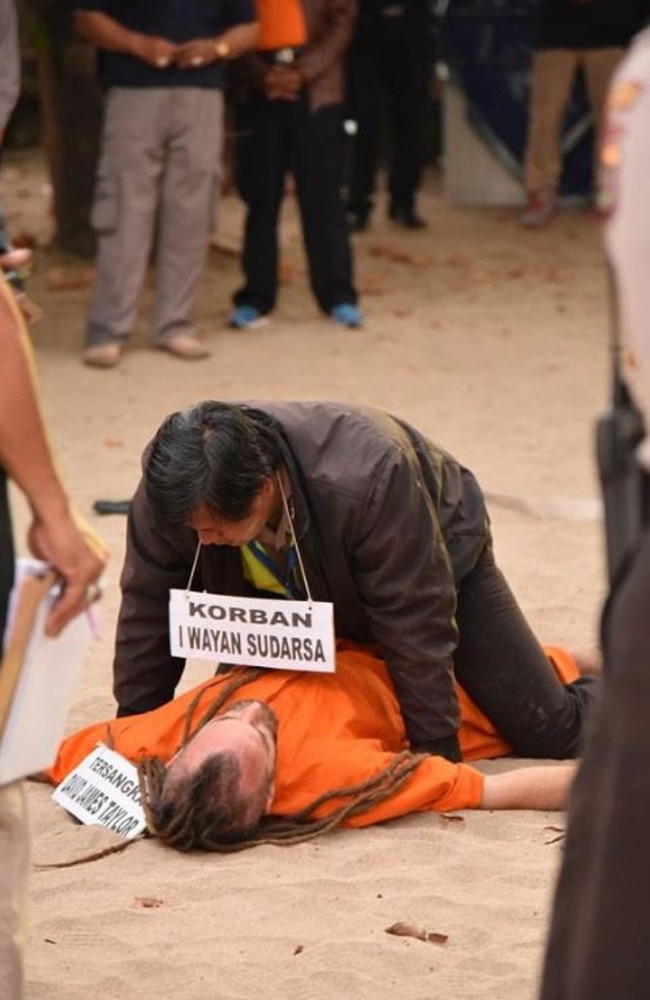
<box><xmin>344</xmin><ymin>756</ymin><xmax>484</xmax><ymax>827</ymax></box>
<box><xmin>272</xmin><ymin>738</ymin><xmax>484</xmax><ymax>827</ymax></box>
<box><xmin>46</xmin><ymin>712</ymin><xmax>184</xmax><ymax>785</ymax></box>
<box><xmin>46</xmin><ymin>677</ymin><xmax>236</xmax><ymax>784</ymax></box>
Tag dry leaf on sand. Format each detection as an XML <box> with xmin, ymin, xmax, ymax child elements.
<box><xmin>385</xmin><ymin>922</ymin><xmax>449</xmax><ymax>945</ymax></box>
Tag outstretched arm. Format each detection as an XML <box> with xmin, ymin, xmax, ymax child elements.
<box><xmin>0</xmin><ymin>278</ymin><xmax>107</xmax><ymax>635</ymax></box>
<box><xmin>480</xmin><ymin>763</ymin><xmax>577</xmax><ymax>811</ymax></box>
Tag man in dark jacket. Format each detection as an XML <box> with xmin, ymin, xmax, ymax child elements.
<box><xmin>227</xmin><ymin>0</ymin><xmax>362</xmax><ymax>329</ymax></box>
<box><xmin>113</xmin><ymin>400</ymin><xmax>596</xmax><ymax>764</ymax></box>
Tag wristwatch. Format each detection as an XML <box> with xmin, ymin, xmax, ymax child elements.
<box><xmin>214</xmin><ymin>39</ymin><xmax>230</xmax><ymax>60</ymax></box>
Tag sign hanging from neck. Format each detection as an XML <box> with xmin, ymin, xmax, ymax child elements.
<box><xmin>169</xmin><ymin>590</ymin><xmax>335</xmax><ymax>672</ymax></box>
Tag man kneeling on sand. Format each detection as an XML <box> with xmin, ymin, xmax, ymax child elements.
<box><xmin>48</xmin><ymin>643</ymin><xmax>591</xmax><ymax>852</ymax></box>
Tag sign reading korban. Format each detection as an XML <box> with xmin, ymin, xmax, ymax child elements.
<box><xmin>169</xmin><ymin>590</ymin><xmax>336</xmax><ymax>673</ymax></box>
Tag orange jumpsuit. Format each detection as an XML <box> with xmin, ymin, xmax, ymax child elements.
<box><xmin>48</xmin><ymin>643</ymin><xmax>577</xmax><ymax>826</ymax></box>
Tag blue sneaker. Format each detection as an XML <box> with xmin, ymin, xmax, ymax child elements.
<box><xmin>329</xmin><ymin>303</ymin><xmax>363</xmax><ymax>328</ymax></box>
<box><xmin>227</xmin><ymin>305</ymin><xmax>268</xmax><ymax>329</ymax></box>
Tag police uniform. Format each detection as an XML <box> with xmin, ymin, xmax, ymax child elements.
<box><xmin>540</xmin><ymin>27</ymin><xmax>650</xmax><ymax>1000</ymax></box>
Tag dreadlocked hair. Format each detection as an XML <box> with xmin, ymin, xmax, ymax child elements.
<box><xmin>139</xmin><ymin>668</ymin><xmax>269</xmax><ymax>851</ymax></box>
<box><xmin>140</xmin><ymin>752</ymin><xmax>266</xmax><ymax>850</ymax></box>
<box><xmin>138</xmin><ymin>670</ymin><xmax>429</xmax><ymax>853</ymax></box>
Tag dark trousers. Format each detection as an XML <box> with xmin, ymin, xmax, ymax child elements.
<box><xmin>345</xmin><ymin>7</ymin><xmax>430</xmax><ymax>214</ymax></box>
<box><xmin>540</xmin><ymin>529</ymin><xmax>650</xmax><ymax>999</ymax></box>
<box><xmin>233</xmin><ymin>94</ymin><xmax>357</xmax><ymax>315</ymax></box>
<box><xmin>454</xmin><ymin>546</ymin><xmax>596</xmax><ymax>759</ymax></box>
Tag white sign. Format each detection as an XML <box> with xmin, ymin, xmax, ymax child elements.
<box><xmin>0</xmin><ymin>560</ymin><xmax>90</xmax><ymax>786</ymax></box>
<box><xmin>169</xmin><ymin>590</ymin><xmax>335</xmax><ymax>673</ymax></box>
<box><xmin>52</xmin><ymin>744</ymin><xmax>147</xmax><ymax>840</ymax></box>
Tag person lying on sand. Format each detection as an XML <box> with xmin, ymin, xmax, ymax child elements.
<box><xmin>48</xmin><ymin>642</ymin><xmax>588</xmax><ymax>852</ymax></box>
<box><xmin>113</xmin><ymin>400</ymin><xmax>598</xmax><ymax>767</ymax></box>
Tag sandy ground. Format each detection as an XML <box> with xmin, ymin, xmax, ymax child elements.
<box><xmin>2</xmin><ymin>146</ymin><xmax>609</xmax><ymax>1000</ymax></box>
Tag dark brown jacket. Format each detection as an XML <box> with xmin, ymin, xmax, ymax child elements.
<box><xmin>231</xmin><ymin>0</ymin><xmax>357</xmax><ymax>109</ymax></box>
<box><xmin>114</xmin><ymin>402</ymin><xmax>490</xmax><ymax>744</ymax></box>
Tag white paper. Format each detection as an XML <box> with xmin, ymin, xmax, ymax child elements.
<box><xmin>0</xmin><ymin>560</ymin><xmax>91</xmax><ymax>785</ymax></box>
<box><xmin>53</xmin><ymin>744</ymin><xmax>146</xmax><ymax>840</ymax></box>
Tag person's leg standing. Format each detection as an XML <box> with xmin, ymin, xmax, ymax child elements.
<box><xmin>583</xmin><ymin>47</ymin><xmax>625</xmax><ymax>197</ymax></box>
<box><xmin>540</xmin><ymin>531</ymin><xmax>650</xmax><ymax>999</ymax></box>
<box><xmin>232</xmin><ymin>96</ymin><xmax>292</xmax><ymax>317</ymax></box>
<box><xmin>152</xmin><ymin>88</ymin><xmax>224</xmax><ymax>349</ymax></box>
<box><xmin>84</xmin><ymin>89</ymin><xmax>165</xmax><ymax>354</ymax></box>
<box><xmin>345</xmin><ymin>13</ymin><xmax>384</xmax><ymax>229</ymax></box>
<box><xmin>0</xmin><ymin>467</ymin><xmax>28</xmax><ymax>1000</ymax></box>
<box><xmin>452</xmin><ymin>545</ymin><xmax>597</xmax><ymax>758</ymax></box>
<box><xmin>293</xmin><ymin>95</ymin><xmax>358</xmax><ymax>315</ymax></box>
<box><xmin>385</xmin><ymin>5</ymin><xmax>429</xmax><ymax>225</ymax></box>
<box><xmin>522</xmin><ymin>49</ymin><xmax>579</xmax><ymax>224</ymax></box>
<box><xmin>0</xmin><ymin>784</ymin><xmax>29</xmax><ymax>1000</ymax></box>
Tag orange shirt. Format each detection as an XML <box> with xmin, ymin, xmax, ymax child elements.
<box><xmin>48</xmin><ymin>643</ymin><xmax>577</xmax><ymax>825</ymax></box>
<box><xmin>256</xmin><ymin>0</ymin><xmax>307</xmax><ymax>51</ymax></box>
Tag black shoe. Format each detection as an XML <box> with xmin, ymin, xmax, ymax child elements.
<box><xmin>389</xmin><ymin>205</ymin><xmax>427</xmax><ymax>230</ymax></box>
<box><xmin>346</xmin><ymin>207</ymin><xmax>370</xmax><ymax>233</ymax></box>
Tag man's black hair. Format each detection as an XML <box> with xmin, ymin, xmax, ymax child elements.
<box><xmin>144</xmin><ymin>401</ymin><xmax>282</xmax><ymax>527</ymax></box>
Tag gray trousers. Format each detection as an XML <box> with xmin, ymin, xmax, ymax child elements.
<box><xmin>0</xmin><ymin>784</ymin><xmax>29</xmax><ymax>1000</ymax></box>
<box><xmin>85</xmin><ymin>87</ymin><xmax>224</xmax><ymax>348</ymax></box>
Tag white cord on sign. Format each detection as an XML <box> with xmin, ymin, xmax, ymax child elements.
<box><xmin>277</xmin><ymin>472</ymin><xmax>313</xmax><ymax>606</ymax></box>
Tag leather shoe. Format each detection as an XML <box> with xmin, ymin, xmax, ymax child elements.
<box><xmin>389</xmin><ymin>205</ymin><xmax>427</xmax><ymax>230</ymax></box>
<box><xmin>158</xmin><ymin>332</ymin><xmax>211</xmax><ymax>360</ymax></box>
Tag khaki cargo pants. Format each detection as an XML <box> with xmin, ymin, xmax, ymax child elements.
<box><xmin>524</xmin><ymin>47</ymin><xmax>623</xmax><ymax>197</ymax></box>
<box><xmin>85</xmin><ymin>87</ymin><xmax>224</xmax><ymax>348</ymax></box>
